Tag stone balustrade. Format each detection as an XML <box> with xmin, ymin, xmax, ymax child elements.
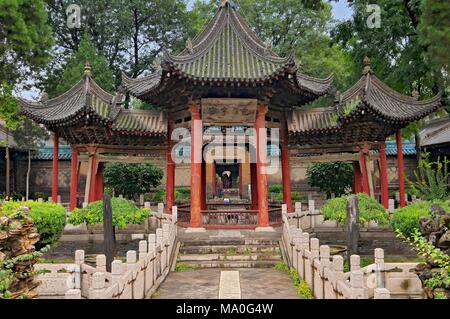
<box><xmin>36</xmin><ymin>209</ymin><xmax>178</xmax><ymax>299</ymax></box>
<box><xmin>281</xmin><ymin>205</ymin><xmax>424</xmax><ymax>299</ymax></box>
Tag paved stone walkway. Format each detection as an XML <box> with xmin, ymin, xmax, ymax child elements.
<box><xmin>152</xmin><ymin>268</ymin><xmax>299</xmax><ymax>299</ymax></box>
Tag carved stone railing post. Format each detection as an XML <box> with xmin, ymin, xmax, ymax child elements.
<box><xmin>374</xmin><ymin>288</ymin><xmax>391</xmax><ymax>299</ymax></box>
<box><xmin>96</xmin><ymin>254</ymin><xmax>106</xmax><ymax>272</ymax></box>
<box><xmin>350</xmin><ymin>255</ymin><xmax>360</xmax><ymax>271</ymax></box>
<box><xmin>294</xmin><ymin>202</ymin><xmax>302</xmax><ymax>228</ymax></box>
<box><xmin>89</xmin><ymin>272</ymin><xmax>106</xmax><ymax>299</ymax></box>
<box><xmin>298</xmin><ymin>232</ymin><xmax>309</xmax><ymax>280</ymax></box>
<box><xmin>350</xmin><ymin>270</ymin><xmax>365</xmax><ymax>299</ymax></box>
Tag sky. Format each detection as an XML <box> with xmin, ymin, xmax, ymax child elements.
<box><xmin>20</xmin><ymin>0</ymin><xmax>352</xmax><ymax>100</ymax></box>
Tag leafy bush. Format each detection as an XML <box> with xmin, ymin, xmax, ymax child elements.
<box><xmin>291</xmin><ymin>192</ymin><xmax>301</xmax><ymax>201</ymax></box>
<box><xmin>321</xmin><ymin>193</ymin><xmax>389</xmax><ymax>225</ymax></box>
<box><xmin>269</xmin><ymin>184</ymin><xmax>283</xmax><ymax>194</ymax></box>
<box><xmin>408</xmin><ymin>152</ymin><xmax>449</xmax><ymax>201</ymax></box>
<box><xmin>397</xmin><ymin>229</ymin><xmax>450</xmax><ymax>294</ymax></box>
<box><xmin>104</xmin><ymin>163</ymin><xmax>164</xmax><ymax>201</ymax></box>
<box><xmin>306</xmin><ymin>162</ymin><xmax>353</xmax><ymax>198</ymax></box>
<box><xmin>152</xmin><ymin>190</ymin><xmax>166</xmax><ymax>202</ymax></box>
<box><xmin>0</xmin><ymin>201</ymin><xmax>66</xmax><ymax>249</ymax></box>
<box><xmin>391</xmin><ymin>200</ymin><xmax>450</xmax><ymax>237</ymax></box>
<box><xmin>68</xmin><ymin>197</ymin><xmax>151</xmax><ymax>228</ymax></box>
<box><xmin>176</xmin><ymin>187</ymin><xmax>191</xmax><ymax>201</ymax></box>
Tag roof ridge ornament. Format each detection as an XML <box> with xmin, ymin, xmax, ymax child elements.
<box><xmin>362</xmin><ymin>56</ymin><xmax>373</xmax><ymax>75</ymax></box>
<box><xmin>40</xmin><ymin>92</ymin><xmax>49</xmax><ymax>103</ymax></box>
<box><xmin>84</xmin><ymin>61</ymin><xmax>92</xmax><ymax>77</ymax></box>
<box><xmin>264</xmin><ymin>41</ymin><xmax>273</xmax><ymax>56</ymax></box>
<box><xmin>412</xmin><ymin>89</ymin><xmax>419</xmax><ymax>100</ymax></box>
<box><xmin>220</xmin><ymin>0</ymin><xmax>235</xmax><ymax>8</ymax></box>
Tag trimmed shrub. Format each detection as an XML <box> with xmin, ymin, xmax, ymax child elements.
<box><xmin>391</xmin><ymin>201</ymin><xmax>450</xmax><ymax>238</ymax></box>
<box><xmin>68</xmin><ymin>197</ymin><xmax>151</xmax><ymax>228</ymax></box>
<box><xmin>321</xmin><ymin>193</ymin><xmax>389</xmax><ymax>225</ymax></box>
<box><xmin>1</xmin><ymin>201</ymin><xmax>66</xmax><ymax>249</ymax></box>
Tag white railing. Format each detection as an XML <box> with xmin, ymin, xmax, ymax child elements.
<box><xmin>281</xmin><ymin>205</ymin><xmax>424</xmax><ymax>299</ymax></box>
<box><xmin>37</xmin><ymin>212</ymin><xmax>178</xmax><ymax>299</ymax></box>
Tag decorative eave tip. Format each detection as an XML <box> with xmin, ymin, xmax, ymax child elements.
<box><xmin>84</xmin><ymin>60</ymin><xmax>92</xmax><ymax>77</ymax></box>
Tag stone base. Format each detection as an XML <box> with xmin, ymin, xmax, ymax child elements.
<box><xmin>185</xmin><ymin>227</ymin><xmax>207</xmax><ymax>233</ymax></box>
<box><xmin>254</xmin><ymin>227</ymin><xmax>276</xmax><ymax>232</ymax></box>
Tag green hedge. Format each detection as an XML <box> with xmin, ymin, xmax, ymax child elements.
<box><xmin>68</xmin><ymin>197</ymin><xmax>151</xmax><ymax>228</ymax></box>
<box><xmin>1</xmin><ymin>201</ymin><xmax>67</xmax><ymax>249</ymax></box>
<box><xmin>321</xmin><ymin>193</ymin><xmax>389</xmax><ymax>225</ymax></box>
<box><xmin>391</xmin><ymin>201</ymin><xmax>450</xmax><ymax>237</ymax></box>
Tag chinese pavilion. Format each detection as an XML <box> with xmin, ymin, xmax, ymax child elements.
<box><xmin>19</xmin><ymin>1</ymin><xmax>442</xmax><ymax>229</ymax></box>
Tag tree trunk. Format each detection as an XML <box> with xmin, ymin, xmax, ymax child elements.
<box><xmin>5</xmin><ymin>127</ymin><xmax>10</xmax><ymax>198</ymax></box>
<box><xmin>26</xmin><ymin>150</ymin><xmax>31</xmax><ymax>200</ymax></box>
<box><xmin>415</xmin><ymin>132</ymin><xmax>422</xmax><ymax>164</ymax></box>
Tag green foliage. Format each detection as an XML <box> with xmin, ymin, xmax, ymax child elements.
<box><xmin>306</xmin><ymin>162</ymin><xmax>354</xmax><ymax>198</ymax></box>
<box><xmin>0</xmin><ymin>245</ymin><xmax>50</xmax><ymax>299</ymax></box>
<box><xmin>68</xmin><ymin>197</ymin><xmax>151</xmax><ymax>228</ymax></box>
<box><xmin>288</xmin><ymin>267</ymin><xmax>314</xmax><ymax>299</ymax></box>
<box><xmin>408</xmin><ymin>152</ymin><xmax>450</xmax><ymax>201</ymax></box>
<box><xmin>269</xmin><ymin>184</ymin><xmax>283</xmax><ymax>194</ymax></box>
<box><xmin>104</xmin><ymin>163</ymin><xmax>164</xmax><ymax>201</ymax></box>
<box><xmin>176</xmin><ymin>187</ymin><xmax>191</xmax><ymax>201</ymax></box>
<box><xmin>397</xmin><ymin>229</ymin><xmax>450</xmax><ymax>293</ymax></box>
<box><xmin>391</xmin><ymin>200</ymin><xmax>450</xmax><ymax>238</ymax></box>
<box><xmin>418</xmin><ymin>0</ymin><xmax>450</xmax><ymax>77</ymax></box>
<box><xmin>0</xmin><ymin>82</ymin><xmax>21</xmax><ymax>131</ymax></box>
<box><xmin>0</xmin><ymin>0</ymin><xmax>53</xmax><ymax>84</ymax></box>
<box><xmin>175</xmin><ymin>263</ymin><xmax>194</xmax><ymax>271</ymax></box>
<box><xmin>273</xmin><ymin>261</ymin><xmax>289</xmax><ymax>272</ymax></box>
<box><xmin>44</xmin><ymin>34</ymin><xmax>116</xmax><ymax>97</ymax></box>
<box><xmin>321</xmin><ymin>193</ymin><xmax>389</xmax><ymax>226</ymax></box>
<box><xmin>11</xmin><ymin>119</ymin><xmax>49</xmax><ymax>150</ymax></box>
<box><xmin>152</xmin><ymin>190</ymin><xmax>166</xmax><ymax>202</ymax></box>
<box><xmin>1</xmin><ymin>201</ymin><xmax>66</xmax><ymax>249</ymax></box>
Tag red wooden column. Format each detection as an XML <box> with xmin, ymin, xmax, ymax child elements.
<box><xmin>396</xmin><ymin>130</ymin><xmax>406</xmax><ymax>207</ymax></box>
<box><xmin>52</xmin><ymin>131</ymin><xmax>59</xmax><ymax>202</ymax></box>
<box><xmin>238</xmin><ymin>163</ymin><xmax>243</xmax><ymax>197</ymax></box>
<box><xmin>379</xmin><ymin>143</ymin><xmax>389</xmax><ymax>209</ymax></box>
<box><xmin>281</xmin><ymin>118</ymin><xmax>293</xmax><ymax>213</ymax></box>
<box><xmin>212</xmin><ymin>162</ymin><xmax>216</xmax><ymax>197</ymax></box>
<box><xmin>255</xmin><ymin>104</ymin><xmax>269</xmax><ymax>227</ymax></box>
<box><xmin>359</xmin><ymin>144</ymin><xmax>370</xmax><ymax>195</ymax></box>
<box><xmin>95</xmin><ymin>163</ymin><xmax>104</xmax><ymax>201</ymax></box>
<box><xmin>353</xmin><ymin>162</ymin><xmax>362</xmax><ymax>194</ymax></box>
<box><xmin>201</xmin><ymin>161</ymin><xmax>207</xmax><ymax>210</ymax></box>
<box><xmin>166</xmin><ymin>119</ymin><xmax>175</xmax><ymax>213</ymax></box>
<box><xmin>69</xmin><ymin>146</ymin><xmax>79</xmax><ymax>211</ymax></box>
<box><xmin>189</xmin><ymin>103</ymin><xmax>203</xmax><ymax>227</ymax></box>
<box><xmin>88</xmin><ymin>152</ymin><xmax>97</xmax><ymax>203</ymax></box>
<box><xmin>250</xmin><ymin>163</ymin><xmax>258</xmax><ymax>210</ymax></box>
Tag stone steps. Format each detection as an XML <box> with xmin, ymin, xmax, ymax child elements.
<box><xmin>178</xmin><ymin>253</ymin><xmax>282</xmax><ymax>262</ymax></box>
<box><xmin>180</xmin><ymin>260</ymin><xmax>280</xmax><ymax>269</ymax></box>
<box><xmin>177</xmin><ymin>239</ymin><xmax>283</xmax><ymax>269</ymax></box>
<box><xmin>180</xmin><ymin>244</ymin><xmax>281</xmax><ymax>254</ymax></box>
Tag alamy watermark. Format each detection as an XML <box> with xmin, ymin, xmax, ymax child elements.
<box><xmin>66</xmin><ymin>4</ymin><xmax>81</xmax><ymax>29</ymax></box>
<box><xmin>366</xmin><ymin>4</ymin><xmax>381</xmax><ymax>29</ymax></box>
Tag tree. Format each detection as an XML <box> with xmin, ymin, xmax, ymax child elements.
<box><xmin>12</xmin><ymin>119</ymin><xmax>49</xmax><ymax>200</ymax></box>
<box><xmin>0</xmin><ymin>83</ymin><xmax>22</xmax><ymax>198</ymax></box>
<box><xmin>43</xmin><ymin>34</ymin><xmax>116</xmax><ymax>97</ymax></box>
<box><xmin>306</xmin><ymin>162</ymin><xmax>354</xmax><ymax>198</ymax></box>
<box><xmin>103</xmin><ymin>163</ymin><xmax>164</xmax><ymax>201</ymax></box>
<box><xmin>45</xmin><ymin>0</ymin><xmax>195</xmax><ymax>87</ymax></box>
<box><xmin>0</xmin><ymin>0</ymin><xmax>53</xmax><ymax>197</ymax></box>
<box><xmin>0</xmin><ymin>0</ymin><xmax>53</xmax><ymax>84</ymax></box>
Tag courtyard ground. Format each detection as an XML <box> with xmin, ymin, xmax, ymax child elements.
<box><xmin>152</xmin><ymin>268</ymin><xmax>299</xmax><ymax>299</ymax></box>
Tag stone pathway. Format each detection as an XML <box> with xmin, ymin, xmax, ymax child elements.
<box><xmin>153</xmin><ymin>268</ymin><xmax>298</xmax><ymax>299</ymax></box>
